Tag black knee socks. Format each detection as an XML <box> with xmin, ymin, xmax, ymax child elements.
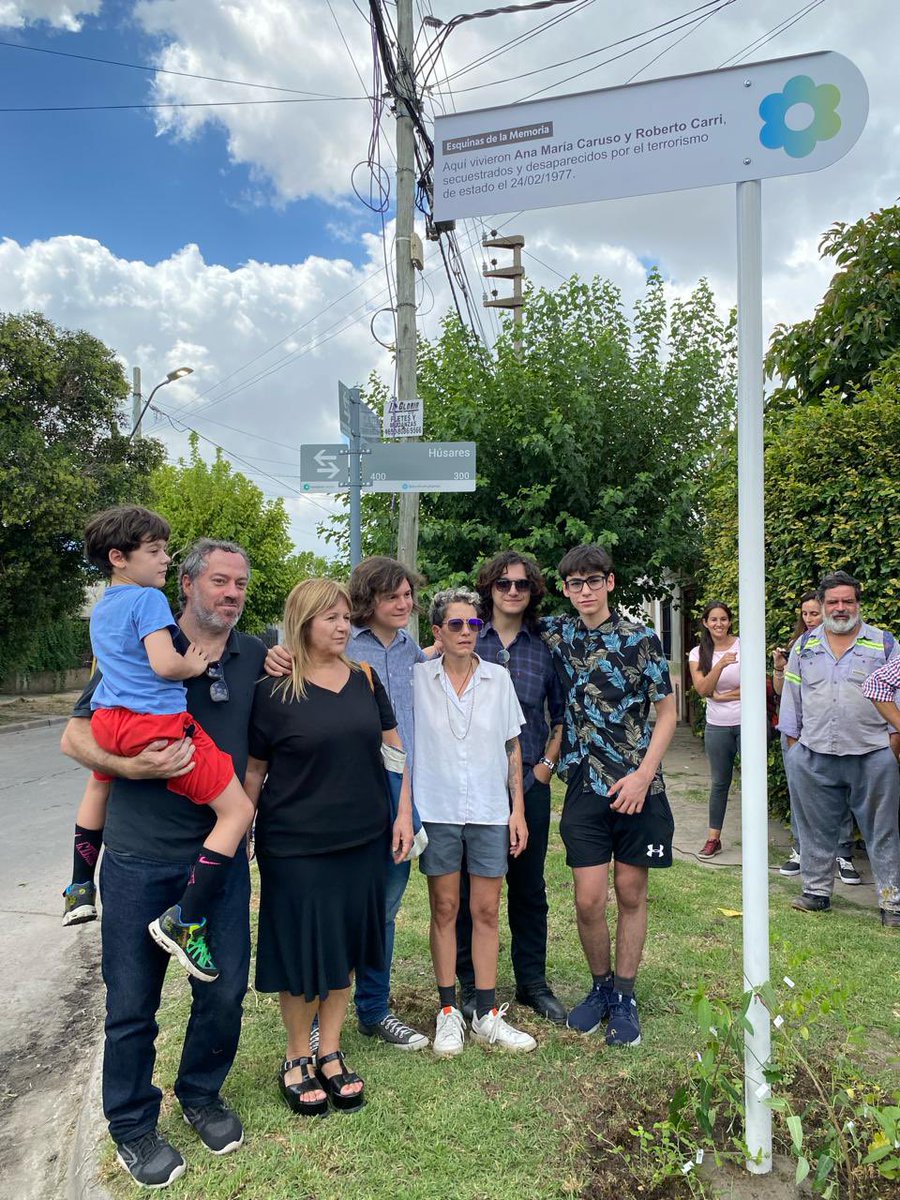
<box><xmin>72</xmin><ymin>825</ymin><xmax>103</xmax><ymax>886</ymax></box>
<box><xmin>178</xmin><ymin>847</ymin><xmax>232</xmax><ymax>924</ymax></box>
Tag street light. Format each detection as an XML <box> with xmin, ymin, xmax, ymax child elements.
<box><xmin>128</xmin><ymin>367</ymin><xmax>194</xmax><ymax>440</ymax></box>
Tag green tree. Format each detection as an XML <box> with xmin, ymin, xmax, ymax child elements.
<box><xmin>0</xmin><ymin>311</ymin><xmax>164</xmax><ymax>676</ymax></box>
<box><xmin>766</xmin><ymin>204</ymin><xmax>900</xmax><ymax>410</ymax></box>
<box><xmin>148</xmin><ymin>433</ymin><xmax>295</xmax><ymax>631</ymax></box>
<box><xmin>700</xmin><ymin>365</ymin><xmax>900</xmax><ymax>822</ymax></box>
<box><xmin>336</xmin><ymin>270</ymin><xmax>736</xmax><ymax>607</ymax></box>
<box><xmin>702</xmin><ymin>363</ymin><xmax>900</xmax><ymax>640</ymax></box>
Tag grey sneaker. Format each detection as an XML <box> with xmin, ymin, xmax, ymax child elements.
<box><xmin>836</xmin><ymin>857</ymin><xmax>862</xmax><ymax>885</ymax></box>
<box><xmin>182</xmin><ymin>1098</ymin><xmax>243</xmax><ymax>1155</ymax></box>
<box><xmin>116</xmin><ymin>1130</ymin><xmax>185</xmax><ymax>1188</ymax></box>
<box><xmin>880</xmin><ymin>909</ymin><xmax>900</xmax><ymax>928</ymax></box>
<box><xmin>63</xmin><ymin>881</ymin><xmax>97</xmax><ymax>926</ymax></box>
<box><xmin>358</xmin><ymin>1012</ymin><xmax>429</xmax><ymax>1051</ymax></box>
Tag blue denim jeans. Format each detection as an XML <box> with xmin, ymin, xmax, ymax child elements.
<box><xmin>99</xmin><ymin>848</ymin><xmax>250</xmax><ymax>1144</ymax></box>
<box><xmin>354</xmin><ymin>856</ymin><xmax>411</xmax><ymax>1025</ymax></box>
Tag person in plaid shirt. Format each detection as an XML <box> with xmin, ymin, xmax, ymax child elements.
<box><xmin>863</xmin><ymin>655</ymin><xmax>900</xmax><ymax>735</ymax></box>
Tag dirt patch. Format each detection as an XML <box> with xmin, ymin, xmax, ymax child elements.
<box><xmin>0</xmin><ymin>692</ymin><xmax>81</xmax><ymax>724</ymax></box>
<box><xmin>0</xmin><ymin>935</ymin><xmax>102</xmax><ymax>1199</ymax></box>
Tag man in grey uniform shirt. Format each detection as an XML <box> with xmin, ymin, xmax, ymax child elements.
<box><xmin>778</xmin><ymin>571</ymin><xmax>900</xmax><ymax>926</ymax></box>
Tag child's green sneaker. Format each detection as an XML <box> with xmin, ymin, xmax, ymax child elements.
<box><xmin>63</xmin><ymin>880</ymin><xmax>97</xmax><ymax>927</ymax></box>
<box><xmin>148</xmin><ymin>906</ymin><xmax>219</xmax><ymax>983</ymax></box>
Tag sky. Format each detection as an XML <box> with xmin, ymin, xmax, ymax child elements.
<box><xmin>0</xmin><ymin>0</ymin><xmax>896</xmax><ymax>555</ymax></box>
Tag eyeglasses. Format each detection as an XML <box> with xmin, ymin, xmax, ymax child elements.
<box><xmin>207</xmin><ymin>661</ymin><xmax>229</xmax><ymax>703</ymax></box>
<box><xmin>444</xmin><ymin>618</ymin><xmax>484</xmax><ymax>632</ymax></box>
<box><xmin>494</xmin><ymin>578</ymin><xmax>532</xmax><ymax>594</ymax></box>
<box><xmin>565</xmin><ymin>574</ymin><xmax>608</xmax><ymax>594</ymax></box>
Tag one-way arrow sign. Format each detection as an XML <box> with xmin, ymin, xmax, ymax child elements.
<box><xmin>300</xmin><ymin>444</ymin><xmax>350</xmax><ymax>491</ymax></box>
<box><xmin>313</xmin><ymin>448</ymin><xmax>340</xmax><ymax>479</ymax></box>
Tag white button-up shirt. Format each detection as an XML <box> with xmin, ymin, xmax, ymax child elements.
<box><xmin>413</xmin><ymin>656</ymin><xmax>525</xmax><ymax>825</ymax></box>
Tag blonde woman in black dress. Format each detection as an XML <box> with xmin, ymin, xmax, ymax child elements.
<box><xmin>244</xmin><ymin>579</ymin><xmax>413</xmax><ymax>1115</ymax></box>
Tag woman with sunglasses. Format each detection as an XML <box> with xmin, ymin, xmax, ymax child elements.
<box><xmin>413</xmin><ymin>588</ymin><xmax>537</xmax><ymax>1057</ymax></box>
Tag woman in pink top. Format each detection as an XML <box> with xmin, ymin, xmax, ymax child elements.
<box><xmin>688</xmin><ymin>602</ymin><xmax>741</xmax><ymax>859</ymax></box>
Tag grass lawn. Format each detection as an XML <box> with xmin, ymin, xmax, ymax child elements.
<box><xmin>100</xmin><ymin>801</ymin><xmax>900</xmax><ymax>1200</ymax></box>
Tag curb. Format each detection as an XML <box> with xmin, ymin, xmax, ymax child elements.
<box><xmin>0</xmin><ymin>715</ymin><xmax>69</xmax><ymax>736</ymax></box>
<box><xmin>67</xmin><ymin>1039</ymin><xmax>113</xmax><ymax>1200</ymax></box>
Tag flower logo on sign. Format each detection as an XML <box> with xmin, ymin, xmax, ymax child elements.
<box><xmin>758</xmin><ymin>75</ymin><xmax>841</xmax><ymax>159</ymax></box>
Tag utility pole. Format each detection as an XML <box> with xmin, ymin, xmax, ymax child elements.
<box><xmin>483</xmin><ymin>232</ymin><xmax>525</xmax><ymax>355</ymax></box>
<box><xmin>394</xmin><ymin>0</ymin><xmax>419</xmax><ymax>618</ymax></box>
<box><xmin>131</xmin><ymin>367</ymin><xmax>142</xmax><ymax>439</ymax></box>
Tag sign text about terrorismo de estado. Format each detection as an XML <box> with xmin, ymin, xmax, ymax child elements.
<box><xmin>433</xmin><ymin>52</ymin><xmax>868</xmax><ymax>220</ymax></box>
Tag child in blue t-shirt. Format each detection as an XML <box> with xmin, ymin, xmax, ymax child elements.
<box><xmin>62</xmin><ymin>506</ymin><xmax>254</xmax><ymax>983</ymax></box>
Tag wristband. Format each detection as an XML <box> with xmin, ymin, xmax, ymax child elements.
<box><xmin>538</xmin><ymin>756</ymin><xmax>556</xmax><ymax>771</ymax></box>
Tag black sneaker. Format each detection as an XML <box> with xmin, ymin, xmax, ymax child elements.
<box><xmin>779</xmin><ymin>849</ymin><xmax>801</xmax><ymax>877</ymax></box>
<box><xmin>116</xmin><ymin>1130</ymin><xmax>185</xmax><ymax>1188</ymax></box>
<box><xmin>148</xmin><ymin>906</ymin><xmax>219</xmax><ymax>982</ymax></box>
<box><xmin>836</xmin><ymin>857</ymin><xmax>862</xmax><ymax>885</ymax></box>
<box><xmin>358</xmin><ymin>1012</ymin><xmax>430</xmax><ymax>1050</ymax></box>
<box><xmin>880</xmin><ymin>908</ymin><xmax>900</xmax><ymax>928</ymax></box>
<box><xmin>63</xmin><ymin>881</ymin><xmax>97</xmax><ymax>926</ymax></box>
<box><xmin>791</xmin><ymin>892</ymin><xmax>831</xmax><ymax>913</ymax></box>
<box><xmin>182</xmin><ymin>1098</ymin><xmax>244</xmax><ymax>1155</ymax></box>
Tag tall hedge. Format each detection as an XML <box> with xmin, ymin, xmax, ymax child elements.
<box><xmin>700</xmin><ymin>363</ymin><xmax>900</xmax><ymax>818</ymax></box>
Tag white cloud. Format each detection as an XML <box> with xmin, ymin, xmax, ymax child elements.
<box><xmin>0</xmin><ymin>0</ymin><xmax>99</xmax><ymax>30</ymax></box>
<box><xmin>0</xmin><ymin>233</ymin><xmax>407</xmax><ymax>552</ymax></box>
<box><xmin>1</xmin><ymin>1</ymin><xmax>898</xmax><ymax>555</ymax></box>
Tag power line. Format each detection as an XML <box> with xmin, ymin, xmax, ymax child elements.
<box><xmin>517</xmin><ymin>1</ymin><xmax>735</xmax><ymax>102</ymax></box>
<box><xmin>719</xmin><ymin>0</ymin><xmax>826</xmax><ymax>68</ymax></box>
<box><xmin>624</xmin><ymin>0</ymin><xmax>736</xmax><ymax>85</ymax></box>
<box><xmin>0</xmin><ymin>37</ymin><xmax>354</xmax><ymax>96</ymax></box>
<box><xmin>0</xmin><ymin>96</ymin><xmax>368</xmax><ymax>114</ymax></box>
<box><xmin>150</xmin><ymin>407</ymin><xmax>337</xmax><ymax>520</ymax></box>
<box><xmin>431</xmin><ymin>0</ymin><xmax>595</xmax><ymax>87</ymax></box>
<box><xmin>430</xmin><ymin>0</ymin><xmax>726</xmax><ymax>95</ymax></box>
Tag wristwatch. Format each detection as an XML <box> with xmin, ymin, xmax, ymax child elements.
<box><xmin>538</xmin><ymin>756</ymin><xmax>557</xmax><ymax>771</ymax></box>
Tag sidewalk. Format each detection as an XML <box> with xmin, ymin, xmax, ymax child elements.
<box><xmin>663</xmin><ymin>724</ymin><xmax>882</xmax><ymax>911</ymax></box>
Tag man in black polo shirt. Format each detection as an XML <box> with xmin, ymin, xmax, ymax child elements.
<box><xmin>61</xmin><ymin>539</ymin><xmax>265</xmax><ymax>1188</ymax></box>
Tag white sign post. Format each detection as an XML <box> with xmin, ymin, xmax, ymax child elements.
<box><xmin>433</xmin><ymin>51</ymin><xmax>868</xmax><ymax>1176</ymax></box>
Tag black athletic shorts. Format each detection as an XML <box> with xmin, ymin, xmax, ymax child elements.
<box><xmin>560</xmin><ymin>761</ymin><xmax>674</xmax><ymax>869</ymax></box>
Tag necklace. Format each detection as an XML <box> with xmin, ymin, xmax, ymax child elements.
<box><xmin>443</xmin><ymin>659</ymin><xmax>476</xmax><ymax>741</ymax></box>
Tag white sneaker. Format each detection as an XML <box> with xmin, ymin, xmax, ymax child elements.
<box><xmin>433</xmin><ymin>1006</ymin><xmax>466</xmax><ymax>1057</ymax></box>
<box><xmin>471</xmin><ymin>1003</ymin><xmax>537</xmax><ymax>1053</ymax></box>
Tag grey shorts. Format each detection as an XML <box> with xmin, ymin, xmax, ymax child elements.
<box><xmin>418</xmin><ymin>822</ymin><xmax>509</xmax><ymax>878</ymax></box>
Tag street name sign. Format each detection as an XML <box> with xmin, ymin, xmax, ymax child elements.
<box><xmin>338</xmin><ymin>381</ymin><xmax>381</xmax><ymax>440</ymax></box>
<box><xmin>433</xmin><ymin>51</ymin><xmax>868</xmax><ymax>220</ymax></box>
<box><xmin>299</xmin><ymin>441</ymin><xmax>476</xmax><ymax>493</ymax></box>
<box><xmin>366</xmin><ymin>441</ymin><xmax>475</xmax><ymax>492</ymax></box>
<box><xmin>383</xmin><ymin>395</ymin><xmax>424</xmax><ymax>438</ymax></box>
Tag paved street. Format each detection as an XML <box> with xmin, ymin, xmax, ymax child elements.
<box><xmin>0</xmin><ymin>723</ymin><xmax>103</xmax><ymax>1200</ymax></box>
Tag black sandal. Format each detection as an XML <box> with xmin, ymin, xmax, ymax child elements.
<box><xmin>279</xmin><ymin>1056</ymin><xmax>328</xmax><ymax>1117</ymax></box>
<box><xmin>314</xmin><ymin>1050</ymin><xmax>365</xmax><ymax>1112</ymax></box>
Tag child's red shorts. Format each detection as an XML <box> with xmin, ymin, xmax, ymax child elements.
<box><xmin>90</xmin><ymin>708</ymin><xmax>235</xmax><ymax>806</ymax></box>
